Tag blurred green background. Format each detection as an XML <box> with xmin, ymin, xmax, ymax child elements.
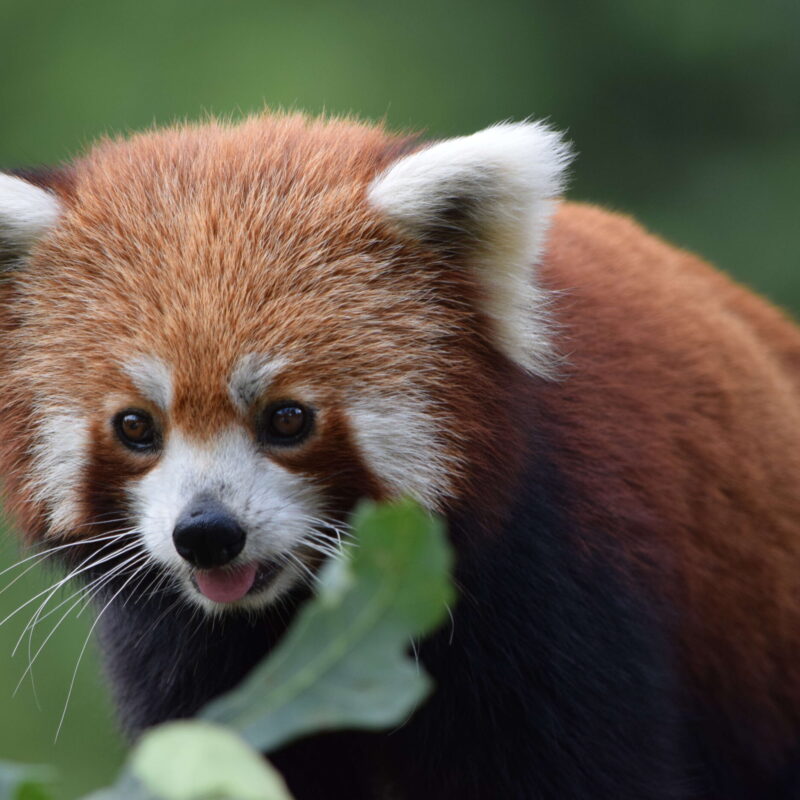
<box><xmin>0</xmin><ymin>0</ymin><xmax>797</xmax><ymax>797</ymax></box>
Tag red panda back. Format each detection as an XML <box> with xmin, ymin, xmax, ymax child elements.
<box><xmin>543</xmin><ymin>201</ymin><xmax>800</xmax><ymax>763</ymax></box>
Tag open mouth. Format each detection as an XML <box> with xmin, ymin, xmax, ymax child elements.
<box><xmin>191</xmin><ymin>561</ymin><xmax>283</xmax><ymax>604</ymax></box>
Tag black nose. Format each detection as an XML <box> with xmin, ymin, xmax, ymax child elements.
<box><xmin>172</xmin><ymin>496</ymin><xmax>246</xmax><ymax>569</ymax></box>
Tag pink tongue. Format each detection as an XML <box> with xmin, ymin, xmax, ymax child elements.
<box><xmin>195</xmin><ymin>563</ymin><xmax>258</xmax><ymax>604</ymax></box>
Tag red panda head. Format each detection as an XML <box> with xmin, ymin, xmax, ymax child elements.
<box><xmin>0</xmin><ymin>114</ymin><xmax>570</xmax><ymax>611</ymax></box>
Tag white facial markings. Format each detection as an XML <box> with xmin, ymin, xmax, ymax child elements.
<box><xmin>129</xmin><ymin>427</ymin><xmax>324</xmax><ymax>609</ymax></box>
<box><xmin>346</xmin><ymin>393</ymin><xmax>459</xmax><ymax>510</ymax></box>
<box><xmin>368</xmin><ymin>121</ymin><xmax>572</xmax><ymax>378</ymax></box>
<box><xmin>28</xmin><ymin>408</ymin><xmax>88</xmax><ymax>534</ymax></box>
<box><xmin>228</xmin><ymin>353</ymin><xmax>288</xmax><ymax>412</ymax></box>
<box><xmin>124</xmin><ymin>356</ymin><xmax>173</xmax><ymax>411</ymax></box>
<box><xmin>0</xmin><ymin>173</ymin><xmax>61</xmax><ymax>253</ymax></box>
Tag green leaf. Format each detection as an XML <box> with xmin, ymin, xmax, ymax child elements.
<box><xmin>128</xmin><ymin>722</ymin><xmax>292</xmax><ymax>800</ymax></box>
<box><xmin>82</xmin><ymin>773</ymin><xmax>153</xmax><ymax>800</ymax></box>
<box><xmin>0</xmin><ymin>762</ymin><xmax>53</xmax><ymax>800</ymax></box>
<box><xmin>202</xmin><ymin>499</ymin><xmax>454</xmax><ymax>753</ymax></box>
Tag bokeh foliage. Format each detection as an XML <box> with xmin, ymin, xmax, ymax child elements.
<box><xmin>0</xmin><ymin>1</ymin><xmax>798</xmax><ymax>798</ymax></box>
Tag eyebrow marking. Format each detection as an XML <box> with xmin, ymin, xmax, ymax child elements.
<box><xmin>228</xmin><ymin>353</ymin><xmax>288</xmax><ymax>411</ymax></box>
<box><xmin>124</xmin><ymin>355</ymin><xmax>173</xmax><ymax>410</ymax></box>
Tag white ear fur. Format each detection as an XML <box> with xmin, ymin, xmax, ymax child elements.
<box><xmin>0</xmin><ymin>173</ymin><xmax>61</xmax><ymax>252</ymax></box>
<box><xmin>368</xmin><ymin>121</ymin><xmax>572</xmax><ymax>377</ymax></box>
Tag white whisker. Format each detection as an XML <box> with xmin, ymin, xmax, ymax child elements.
<box><xmin>0</xmin><ymin>537</ymin><xmax>140</xmax><ymax>629</ymax></box>
<box><xmin>13</xmin><ymin>538</ymin><xmax>142</xmax><ymax>650</ymax></box>
<box><xmin>14</xmin><ymin>551</ymin><xmax>147</xmax><ymax>695</ymax></box>
<box><xmin>282</xmin><ymin>552</ymin><xmax>316</xmax><ymax>587</ymax></box>
<box><xmin>55</xmin><ymin>557</ymin><xmax>153</xmax><ymax>741</ymax></box>
<box><xmin>0</xmin><ymin>528</ymin><xmax>138</xmax><ymax>585</ymax></box>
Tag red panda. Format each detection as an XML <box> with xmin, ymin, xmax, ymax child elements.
<box><xmin>1</xmin><ymin>113</ymin><xmax>800</xmax><ymax>799</ymax></box>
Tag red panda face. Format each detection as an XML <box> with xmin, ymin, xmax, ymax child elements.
<box><xmin>0</xmin><ymin>114</ymin><xmax>569</xmax><ymax>612</ymax></box>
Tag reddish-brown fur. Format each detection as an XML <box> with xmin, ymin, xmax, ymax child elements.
<box><xmin>1</xmin><ymin>114</ymin><xmax>799</xmax><ymax>782</ymax></box>
<box><xmin>539</xmin><ymin>205</ymin><xmax>800</xmax><ymax>764</ymax></box>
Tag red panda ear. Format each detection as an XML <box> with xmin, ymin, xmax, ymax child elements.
<box><xmin>368</xmin><ymin>121</ymin><xmax>573</xmax><ymax>377</ymax></box>
<box><xmin>0</xmin><ymin>169</ymin><xmax>64</xmax><ymax>266</ymax></box>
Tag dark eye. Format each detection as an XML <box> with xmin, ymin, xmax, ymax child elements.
<box><xmin>113</xmin><ymin>409</ymin><xmax>158</xmax><ymax>451</ymax></box>
<box><xmin>261</xmin><ymin>402</ymin><xmax>313</xmax><ymax>445</ymax></box>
